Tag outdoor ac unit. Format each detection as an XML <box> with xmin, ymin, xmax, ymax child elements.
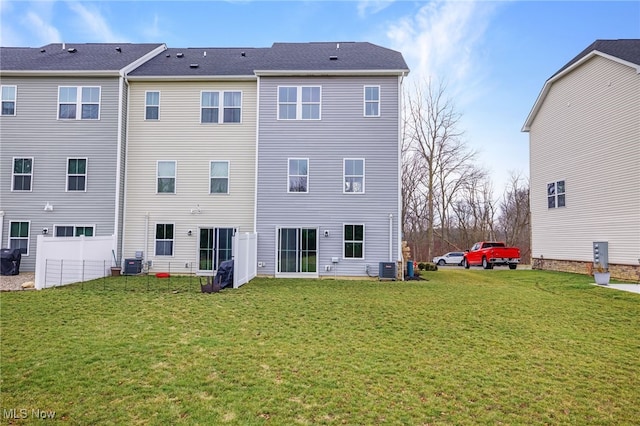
<box><xmin>378</xmin><ymin>262</ymin><xmax>397</xmax><ymax>280</ymax></box>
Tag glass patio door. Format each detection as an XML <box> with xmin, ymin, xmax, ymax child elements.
<box><xmin>199</xmin><ymin>227</ymin><xmax>234</xmax><ymax>273</ymax></box>
<box><xmin>277</xmin><ymin>228</ymin><xmax>317</xmax><ymax>274</ymax></box>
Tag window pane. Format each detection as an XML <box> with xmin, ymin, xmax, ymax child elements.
<box><xmin>223</xmin><ymin>108</ymin><xmax>240</xmax><ymax>123</ymax></box>
<box><xmin>210</xmin><ymin>161</ymin><xmax>228</xmax><ymax>177</ymax></box>
<box><xmin>557</xmin><ymin>180</ymin><xmax>565</xmax><ymax>194</ymax></box>
<box><xmin>2</xmin><ymin>86</ymin><xmax>16</xmax><ymax>100</ymax></box>
<box><xmin>68</xmin><ymin>176</ymin><xmax>85</xmax><ymax>191</ymax></box>
<box><xmin>59</xmin><ymin>87</ymin><xmax>77</xmax><ymax>102</ymax></box>
<box><xmin>548</xmin><ymin>196</ymin><xmax>556</xmax><ymax>209</ymax></box>
<box><xmin>155</xmin><ymin>241</ymin><xmax>173</xmax><ymax>256</ymax></box>
<box><xmin>59</xmin><ymin>104</ymin><xmax>76</xmax><ymax>119</ymax></box>
<box><xmin>81</xmin><ymin>104</ymin><xmax>99</xmax><ymax>119</ymax></box>
<box><xmin>365</xmin><ymin>102</ymin><xmax>379</xmax><ymax>116</ymax></box>
<box><xmin>201</xmin><ymin>108</ymin><xmax>218</xmax><ymax>123</ymax></box>
<box><xmin>158</xmin><ymin>161</ymin><xmax>175</xmax><ymax>176</ymax></box>
<box><xmin>224</xmin><ymin>92</ymin><xmax>241</xmax><ymax>107</ymax></box>
<box><xmin>289</xmin><ymin>177</ymin><xmax>307</xmax><ymax>192</ymax></box>
<box><xmin>201</xmin><ymin>92</ymin><xmax>219</xmax><ymax>107</ymax></box>
<box><xmin>14</xmin><ymin>158</ymin><xmax>32</xmax><ymax>173</ymax></box>
<box><xmin>56</xmin><ymin>226</ymin><xmax>74</xmax><ymax>237</ymax></box>
<box><xmin>557</xmin><ymin>194</ymin><xmax>566</xmax><ymax>207</ymax></box>
<box><xmin>82</xmin><ymin>87</ymin><xmax>99</xmax><ymax>103</ymax></box>
<box><xmin>302</xmin><ymin>104</ymin><xmax>319</xmax><ymax>119</ymax></box>
<box><xmin>365</xmin><ymin>86</ymin><xmax>379</xmax><ymax>101</ymax></box>
<box><xmin>146</xmin><ymin>106</ymin><xmax>159</xmax><ymax>120</ymax></box>
<box><xmin>302</xmin><ymin>87</ymin><xmax>320</xmax><ymax>102</ymax></box>
<box><xmin>146</xmin><ymin>91</ymin><xmax>159</xmax><ymax>105</ymax></box>
<box><xmin>158</xmin><ymin>178</ymin><xmax>175</xmax><ymax>193</ymax></box>
<box><xmin>345</xmin><ymin>225</ymin><xmax>353</xmax><ymax>241</ymax></box>
<box><xmin>2</xmin><ymin>101</ymin><xmax>15</xmax><ymax>115</ymax></box>
<box><xmin>69</xmin><ymin>159</ymin><xmax>86</xmax><ymax>174</ymax></box>
<box><xmin>279</xmin><ymin>104</ymin><xmax>296</xmax><ymax>119</ymax></box>
<box><xmin>13</xmin><ymin>176</ymin><xmax>31</xmax><ymax>191</ymax></box>
<box><xmin>279</xmin><ymin>87</ymin><xmax>296</xmax><ymax>102</ymax></box>
<box><xmin>354</xmin><ymin>225</ymin><xmax>364</xmax><ymax>241</ymax></box>
<box><xmin>547</xmin><ymin>182</ymin><xmax>556</xmax><ymax>196</ymax></box>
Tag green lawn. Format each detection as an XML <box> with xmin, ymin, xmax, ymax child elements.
<box><xmin>1</xmin><ymin>270</ymin><xmax>639</xmax><ymax>425</ymax></box>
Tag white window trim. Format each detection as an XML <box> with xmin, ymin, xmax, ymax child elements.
<box><xmin>54</xmin><ymin>224</ymin><xmax>96</xmax><ymax>237</ymax></box>
<box><xmin>66</xmin><ymin>157</ymin><xmax>88</xmax><ymax>192</ymax></box>
<box><xmin>343</xmin><ymin>158</ymin><xmax>365</xmax><ymax>194</ymax></box>
<box><xmin>9</xmin><ymin>220</ymin><xmax>30</xmax><ymax>256</ymax></box>
<box><xmin>547</xmin><ymin>179</ymin><xmax>566</xmax><ymax>209</ymax></box>
<box><xmin>1</xmin><ymin>85</ymin><xmax>17</xmax><ymax>116</ymax></box>
<box><xmin>363</xmin><ymin>85</ymin><xmax>380</xmax><ymax>117</ymax></box>
<box><xmin>11</xmin><ymin>157</ymin><xmax>33</xmax><ymax>192</ymax></box>
<box><xmin>145</xmin><ymin>91</ymin><xmax>160</xmax><ymax>121</ymax></box>
<box><xmin>210</xmin><ymin>160</ymin><xmax>230</xmax><ymax>195</ymax></box>
<box><xmin>274</xmin><ymin>227</ymin><xmax>320</xmax><ymax>278</ymax></box>
<box><xmin>57</xmin><ymin>86</ymin><xmax>101</xmax><ymax>120</ymax></box>
<box><xmin>287</xmin><ymin>158</ymin><xmax>309</xmax><ymax>194</ymax></box>
<box><xmin>154</xmin><ymin>222</ymin><xmax>175</xmax><ymax>257</ymax></box>
<box><xmin>277</xmin><ymin>86</ymin><xmax>322</xmax><ymax>120</ymax></box>
<box><xmin>343</xmin><ymin>223</ymin><xmax>365</xmax><ymax>260</ymax></box>
<box><xmin>200</xmin><ymin>90</ymin><xmax>243</xmax><ymax>124</ymax></box>
<box><xmin>156</xmin><ymin>160</ymin><xmax>177</xmax><ymax>194</ymax></box>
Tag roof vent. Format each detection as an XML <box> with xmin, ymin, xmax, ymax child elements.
<box><xmin>67</xmin><ymin>48</ymin><xmax>77</xmax><ymax>53</ymax></box>
<box><xmin>176</xmin><ymin>53</ymin><xmax>184</xmax><ymax>58</ymax></box>
<box><xmin>40</xmin><ymin>49</ymin><xmax>46</xmax><ymax>53</ymax></box>
<box><xmin>329</xmin><ymin>55</ymin><xmax>338</xmax><ymax>60</ymax></box>
<box><xmin>190</xmin><ymin>64</ymin><xmax>199</xmax><ymax>68</ymax></box>
<box><xmin>115</xmin><ymin>47</ymin><xmax>122</xmax><ymax>53</ymax></box>
<box><xmin>166</xmin><ymin>54</ymin><xmax>170</xmax><ymax>57</ymax></box>
<box><xmin>241</xmin><ymin>51</ymin><xmax>246</xmax><ymax>57</ymax></box>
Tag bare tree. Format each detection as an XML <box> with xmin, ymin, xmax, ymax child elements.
<box><xmin>497</xmin><ymin>172</ymin><xmax>531</xmax><ymax>262</ymax></box>
<box><xmin>403</xmin><ymin>78</ymin><xmax>480</xmax><ymax>260</ymax></box>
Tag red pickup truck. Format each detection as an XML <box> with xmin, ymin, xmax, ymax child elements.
<box><xmin>463</xmin><ymin>241</ymin><xmax>520</xmax><ymax>270</ymax></box>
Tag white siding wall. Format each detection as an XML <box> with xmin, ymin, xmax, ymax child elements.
<box><xmin>123</xmin><ymin>80</ymin><xmax>257</xmax><ymax>271</ymax></box>
<box><xmin>529</xmin><ymin>56</ymin><xmax>640</xmax><ymax>265</ymax></box>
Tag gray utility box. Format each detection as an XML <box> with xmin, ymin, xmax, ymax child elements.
<box><xmin>124</xmin><ymin>258</ymin><xmax>143</xmax><ymax>275</ymax></box>
<box><xmin>379</xmin><ymin>262</ymin><xmax>397</xmax><ymax>280</ymax></box>
<box><xmin>593</xmin><ymin>241</ymin><xmax>609</xmax><ymax>267</ymax></box>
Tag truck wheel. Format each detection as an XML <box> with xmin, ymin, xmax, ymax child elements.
<box><xmin>509</xmin><ymin>264</ymin><xmax>517</xmax><ymax>270</ymax></box>
<box><xmin>463</xmin><ymin>258</ymin><xmax>470</xmax><ymax>269</ymax></box>
<box><xmin>482</xmin><ymin>257</ymin><xmax>493</xmax><ymax>270</ymax></box>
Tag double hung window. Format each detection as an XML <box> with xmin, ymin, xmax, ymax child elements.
<box><xmin>9</xmin><ymin>221</ymin><xmax>30</xmax><ymax>255</ymax></box>
<box><xmin>278</xmin><ymin>86</ymin><xmax>321</xmax><ymax>120</ymax></box>
<box><xmin>288</xmin><ymin>159</ymin><xmax>308</xmax><ymax>193</ymax></box>
<box><xmin>364</xmin><ymin>86</ymin><xmax>380</xmax><ymax>117</ymax></box>
<box><xmin>145</xmin><ymin>91</ymin><xmax>160</xmax><ymax>120</ymax></box>
<box><xmin>547</xmin><ymin>180</ymin><xmax>566</xmax><ymax>208</ymax></box>
<box><xmin>12</xmin><ymin>158</ymin><xmax>32</xmax><ymax>191</ymax></box>
<box><xmin>67</xmin><ymin>158</ymin><xmax>87</xmax><ymax>191</ymax></box>
<box><xmin>1</xmin><ymin>85</ymin><xmax>16</xmax><ymax>115</ymax></box>
<box><xmin>157</xmin><ymin>161</ymin><xmax>176</xmax><ymax>193</ymax></box>
<box><xmin>58</xmin><ymin>86</ymin><xmax>100</xmax><ymax>120</ymax></box>
<box><xmin>201</xmin><ymin>91</ymin><xmax>241</xmax><ymax>123</ymax></box>
<box><xmin>155</xmin><ymin>224</ymin><xmax>174</xmax><ymax>256</ymax></box>
<box><xmin>344</xmin><ymin>224</ymin><xmax>364</xmax><ymax>259</ymax></box>
<box><xmin>210</xmin><ymin>161</ymin><xmax>229</xmax><ymax>194</ymax></box>
<box><xmin>344</xmin><ymin>159</ymin><xmax>364</xmax><ymax>193</ymax></box>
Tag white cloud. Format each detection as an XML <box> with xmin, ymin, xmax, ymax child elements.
<box><xmin>386</xmin><ymin>0</ymin><xmax>498</xmax><ymax>103</ymax></box>
<box><xmin>24</xmin><ymin>10</ymin><xmax>62</xmax><ymax>44</ymax></box>
<box><xmin>357</xmin><ymin>0</ymin><xmax>395</xmax><ymax>18</ymax></box>
<box><xmin>66</xmin><ymin>1</ymin><xmax>127</xmax><ymax>43</ymax></box>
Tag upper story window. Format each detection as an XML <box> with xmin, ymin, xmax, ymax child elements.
<box><xmin>67</xmin><ymin>158</ymin><xmax>87</xmax><ymax>191</ymax></box>
<box><xmin>1</xmin><ymin>85</ymin><xmax>17</xmax><ymax>116</ymax></box>
<box><xmin>288</xmin><ymin>158</ymin><xmax>309</xmax><ymax>193</ymax></box>
<box><xmin>344</xmin><ymin>159</ymin><xmax>364</xmax><ymax>193</ymax></box>
<box><xmin>278</xmin><ymin>86</ymin><xmax>321</xmax><ymax>120</ymax></box>
<box><xmin>12</xmin><ymin>158</ymin><xmax>32</xmax><ymax>191</ymax></box>
<box><xmin>210</xmin><ymin>161</ymin><xmax>229</xmax><ymax>194</ymax></box>
<box><xmin>547</xmin><ymin>180</ymin><xmax>566</xmax><ymax>208</ymax></box>
<box><xmin>201</xmin><ymin>91</ymin><xmax>242</xmax><ymax>123</ymax></box>
<box><xmin>58</xmin><ymin>86</ymin><xmax>101</xmax><ymax>120</ymax></box>
<box><xmin>145</xmin><ymin>91</ymin><xmax>160</xmax><ymax>120</ymax></box>
<box><xmin>157</xmin><ymin>161</ymin><xmax>176</xmax><ymax>194</ymax></box>
<box><xmin>364</xmin><ymin>86</ymin><xmax>380</xmax><ymax>117</ymax></box>
<box><xmin>9</xmin><ymin>221</ymin><xmax>30</xmax><ymax>255</ymax></box>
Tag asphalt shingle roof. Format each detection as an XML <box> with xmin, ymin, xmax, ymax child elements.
<box><xmin>552</xmin><ymin>39</ymin><xmax>640</xmax><ymax>78</ymax></box>
<box><xmin>128</xmin><ymin>42</ymin><xmax>409</xmax><ymax>77</ymax></box>
<box><xmin>0</xmin><ymin>43</ymin><xmax>164</xmax><ymax>71</ymax></box>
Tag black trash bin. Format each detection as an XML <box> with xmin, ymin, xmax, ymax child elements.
<box><xmin>1</xmin><ymin>248</ymin><xmax>22</xmax><ymax>276</ymax></box>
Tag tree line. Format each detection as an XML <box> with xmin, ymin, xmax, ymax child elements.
<box><xmin>402</xmin><ymin>79</ymin><xmax>531</xmax><ymax>263</ymax></box>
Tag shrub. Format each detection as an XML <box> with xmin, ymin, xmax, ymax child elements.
<box><xmin>423</xmin><ymin>262</ymin><xmax>438</xmax><ymax>272</ymax></box>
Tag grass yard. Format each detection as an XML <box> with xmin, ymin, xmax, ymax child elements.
<box><xmin>1</xmin><ymin>269</ymin><xmax>639</xmax><ymax>425</ymax></box>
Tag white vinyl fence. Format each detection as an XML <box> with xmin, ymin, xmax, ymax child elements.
<box><xmin>35</xmin><ymin>235</ymin><xmax>116</xmax><ymax>289</ymax></box>
<box><xmin>233</xmin><ymin>232</ymin><xmax>257</xmax><ymax>288</ymax></box>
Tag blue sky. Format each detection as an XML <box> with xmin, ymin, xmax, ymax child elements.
<box><xmin>2</xmin><ymin>0</ymin><xmax>639</xmax><ymax>193</ymax></box>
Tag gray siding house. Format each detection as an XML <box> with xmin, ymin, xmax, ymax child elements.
<box><xmin>255</xmin><ymin>42</ymin><xmax>409</xmax><ymax>278</ymax></box>
<box><xmin>0</xmin><ymin>43</ymin><xmax>165</xmax><ymax>271</ymax></box>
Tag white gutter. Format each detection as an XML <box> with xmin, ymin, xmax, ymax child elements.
<box><xmin>254</xmin><ymin>69</ymin><xmax>409</xmax><ymax>77</ymax></box>
<box><xmin>126</xmin><ymin>75</ymin><xmax>257</xmax><ymax>82</ymax></box>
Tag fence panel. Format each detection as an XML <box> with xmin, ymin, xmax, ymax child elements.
<box><xmin>234</xmin><ymin>232</ymin><xmax>257</xmax><ymax>288</ymax></box>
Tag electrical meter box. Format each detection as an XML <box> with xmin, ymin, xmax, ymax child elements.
<box><xmin>592</xmin><ymin>241</ymin><xmax>609</xmax><ymax>268</ymax></box>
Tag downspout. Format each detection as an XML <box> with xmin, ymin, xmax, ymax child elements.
<box><xmin>389</xmin><ymin>213</ymin><xmax>393</xmax><ymax>262</ymax></box>
<box><xmin>0</xmin><ymin>211</ymin><xmax>4</xmax><ymax>249</ymax></box>
<box><xmin>144</xmin><ymin>212</ymin><xmax>150</xmax><ymax>264</ymax></box>
<box><xmin>254</xmin><ymin>75</ymin><xmax>260</xmax><ymax>234</ymax></box>
<box><xmin>113</xmin><ymin>73</ymin><xmax>125</xmax><ymax>265</ymax></box>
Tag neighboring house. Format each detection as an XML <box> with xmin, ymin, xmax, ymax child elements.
<box><xmin>522</xmin><ymin>39</ymin><xmax>640</xmax><ymax>281</ymax></box>
<box><xmin>0</xmin><ymin>43</ymin><xmax>166</xmax><ymax>271</ymax></box>
<box><xmin>255</xmin><ymin>42</ymin><xmax>409</xmax><ymax>278</ymax></box>
<box><xmin>122</xmin><ymin>48</ymin><xmax>266</xmax><ymax>274</ymax></box>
